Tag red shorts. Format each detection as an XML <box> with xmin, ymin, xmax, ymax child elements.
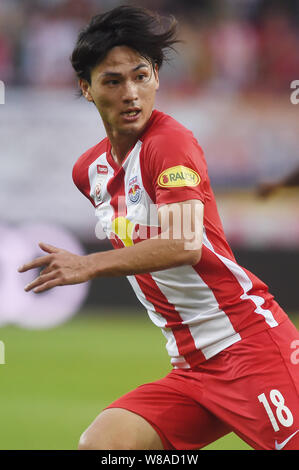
<box><xmin>106</xmin><ymin>318</ymin><xmax>299</xmax><ymax>450</ymax></box>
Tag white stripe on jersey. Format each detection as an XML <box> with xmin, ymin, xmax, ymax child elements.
<box><xmin>123</xmin><ymin>140</ymin><xmax>160</xmax><ymax>232</ymax></box>
<box><xmin>89</xmin><ymin>153</ymin><xmax>116</xmax><ymax>236</ymax></box>
<box><xmin>127</xmin><ymin>275</ymin><xmax>190</xmax><ymax>368</ymax></box>
<box><xmin>151</xmin><ymin>265</ymin><xmax>241</xmax><ymax>360</ymax></box>
<box><xmin>88</xmin><ymin>152</ymin><xmax>115</xmax><ymax>204</ymax></box>
<box><xmin>202</xmin><ymin>229</ymin><xmax>278</xmax><ymax>328</ymax></box>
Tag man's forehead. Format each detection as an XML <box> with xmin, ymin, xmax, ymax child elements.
<box><xmin>97</xmin><ymin>46</ymin><xmax>151</xmax><ymax>73</ymax></box>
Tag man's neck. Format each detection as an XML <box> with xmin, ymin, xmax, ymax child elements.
<box><xmin>110</xmin><ymin>136</ymin><xmax>137</xmax><ymax>165</ymax></box>
<box><xmin>105</xmin><ymin>124</ymin><xmax>141</xmax><ymax>165</ymax></box>
<box><xmin>104</xmin><ymin>111</ymin><xmax>154</xmax><ymax>165</ymax></box>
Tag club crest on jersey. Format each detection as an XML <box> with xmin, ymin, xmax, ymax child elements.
<box><xmin>157</xmin><ymin>166</ymin><xmax>200</xmax><ymax>188</ymax></box>
<box><xmin>128</xmin><ymin>176</ymin><xmax>142</xmax><ymax>204</ymax></box>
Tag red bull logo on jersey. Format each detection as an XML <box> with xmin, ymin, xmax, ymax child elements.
<box><xmin>158</xmin><ymin>166</ymin><xmax>200</xmax><ymax>188</ymax></box>
<box><xmin>128</xmin><ymin>176</ymin><xmax>142</xmax><ymax>203</ymax></box>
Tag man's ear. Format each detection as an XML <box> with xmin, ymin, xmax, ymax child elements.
<box><xmin>79</xmin><ymin>79</ymin><xmax>94</xmax><ymax>102</ymax></box>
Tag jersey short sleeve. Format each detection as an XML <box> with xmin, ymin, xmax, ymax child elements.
<box><xmin>72</xmin><ymin>139</ymin><xmax>109</xmax><ymax>207</ymax></box>
<box><xmin>141</xmin><ymin>120</ymin><xmax>210</xmax><ymax>207</ymax></box>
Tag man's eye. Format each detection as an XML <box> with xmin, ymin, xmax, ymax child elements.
<box><xmin>106</xmin><ymin>80</ymin><xmax>119</xmax><ymax>86</ymax></box>
<box><xmin>136</xmin><ymin>74</ymin><xmax>146</xmax><ymax>81</ymax></box>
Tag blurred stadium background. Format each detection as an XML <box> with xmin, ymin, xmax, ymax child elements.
<box><xmin>0</xmin><ymin>0</ymin><xmax>298</xmax><ymax>450</ymax></box>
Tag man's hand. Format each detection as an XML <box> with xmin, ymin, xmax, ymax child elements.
<box><xmin>18</xmin><ymin>242</ymin><xmax>91</xmax><ymax>293</ymax></box>
<box><xmin>18</xmin><ymin>200</ymin><xmax>203</xmax><ymax>293</ymax></box>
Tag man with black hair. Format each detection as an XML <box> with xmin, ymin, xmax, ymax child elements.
<box><xmin>19</xmin><ymin>6</ymin><xmax>299</xmax><ymax>450</ymax></box>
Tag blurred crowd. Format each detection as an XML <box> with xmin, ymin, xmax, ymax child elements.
<box><xmin>0</xmin><ymin>0</ymin><xmax>298</xmax><ymax>93</ymax></box>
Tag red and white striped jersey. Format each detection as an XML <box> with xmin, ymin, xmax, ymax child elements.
<box><xmin>73</xmin><ymin>109</ymin><xmax>287</xmax><ymax>368</ymax></box>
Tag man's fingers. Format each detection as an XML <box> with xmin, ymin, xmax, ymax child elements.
<box><xmin>40</xmin><ymin>265</ymin><xmax>52</xmax><ymax>276</ymax></box>
<box><xmin>24</xmin><ymin>271</ymin><xmax>58</xmax><ymax>292</ymax></box>
<box><xmin>18</xmin><ymin>243</ymin><xmax>64</xmax><ymax>273</ymax></box>
<box><xmin>33</xmin><ymin>279</ymin><xmax>61</xmax><ymax>294</ymax></box>
<box><xmin>18</xmin><ymin>255</ymin><xmax>52</xmax><ymax>273</ymax></box>
<box><xmin>38</xmin><ymin>242</ymin><xmax>61</xmax><ymax>254</ymax></box>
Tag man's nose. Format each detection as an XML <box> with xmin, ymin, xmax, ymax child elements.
<box><xmin>122</xmin><ymin>80</ymin><xmax>138</xmax><ymax>102</ymax></box>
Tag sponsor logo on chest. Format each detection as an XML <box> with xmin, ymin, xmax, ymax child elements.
<box><xmin>97</xmin><ymin>164</ymin><xmax>108</xmax><ymax>175</ymax></box>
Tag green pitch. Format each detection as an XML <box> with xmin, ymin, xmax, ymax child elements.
<box><xmin>1</xmin><ymin>309</ymin><xmax>297</xmax><ymax>450</ymax></box>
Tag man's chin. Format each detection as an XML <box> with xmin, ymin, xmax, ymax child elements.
<box><xmin>118</xmin><ymin>121</ymin><xmax>145</xmax><ymax>136</ymax></box>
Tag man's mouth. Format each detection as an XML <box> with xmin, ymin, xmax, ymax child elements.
<box><xmin>121</xmin><ymin>109</ymin><xmax>141</xmax><ymax>121</ymax></box>
<box><xmin>126</xmin><ymin>111</ymin><xmax>139</xmax><ymax>116</ymax></box>
<box><xmin>122</xmin><ymin>108</ymin><xmax>141</xmax><ymax>115</ymax></box>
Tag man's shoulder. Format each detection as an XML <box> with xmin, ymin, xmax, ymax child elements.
<box><xmin>72</xmin><ymin>138</ymin><xmax>108</xmax><ymax>188</ymax></box>
<box><xmin>143</xmin><ymin>109</ymin><xmax>192</xmax><ymax>138</ymax></box>
<box><xmin>141</xmin><ymin>109</ymin><xmax>201</xmax><ymax>155</ymax></box>
<box><xmin>73</xmin><ymin>138</ymin><xmax>108</xmax><ymax>170</ymax></box>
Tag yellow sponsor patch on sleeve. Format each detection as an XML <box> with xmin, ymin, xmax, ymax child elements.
<box><xmin>157</xmin><ymin>165</ymin><xmax>201</xmax><ymax>188</ymax></box>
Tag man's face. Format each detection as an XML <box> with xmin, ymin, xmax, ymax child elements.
<box><xmin>80</xmin><ymin>46</ymin><xmax>159</xmax><ymax>138</ymax></box>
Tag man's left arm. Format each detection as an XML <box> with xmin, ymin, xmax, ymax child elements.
<box><xmin>18</xmin><ymin>199</ymin><xmax>203</xmax><ymax>293</ymax></box>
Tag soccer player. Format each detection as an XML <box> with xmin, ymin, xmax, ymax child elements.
<box><xmin>18</xmin><ymin>6</ymin><xmax>299</xmax><ymax>450</ymax></box>
<box><xmin>257</xmin><ymin>166</ymin><xmax>299</xmax><ymax>198</ymax></box>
